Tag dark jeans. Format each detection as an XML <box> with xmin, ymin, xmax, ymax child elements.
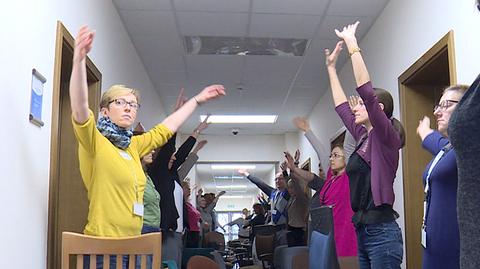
<box><xmin>185</xmin><ymin>231</ymin><xmax>200</xmax><ymax>248</ymax></box>
<box><xmin>356</xmin><ymin>221</ymin><xmax>403</xmax><ymax>269</ymax></box>
<box><xmin>287</xmin><ymin>226</ymin><xmax>306</xmax><ymax>247</ymax></box>
<box><xmin>83</xmin><ymin>255</ymin><xmax>129</xmax><ymax>269</ymax></box>
<box><xmin>135</xmin><ymin>225</ymin><xmax>161</xmax><ymax>269</ymax></box>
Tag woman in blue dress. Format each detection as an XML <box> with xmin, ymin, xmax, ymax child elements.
<box><xmin>416</xmin><ymin>84</ymin><xmax>468</xmax><ymax>269</ymax></box>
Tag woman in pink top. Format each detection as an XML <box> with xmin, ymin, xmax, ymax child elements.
<box><xmin>293</xmin><ymin>118</ymin><xmax>357</xmax><ymax>257</ymax></box>
<box><xmin>319</xmin><ymin>145</ymin><xmax>357</xmax><ymax>257</ymax></box>
<box><xmin>182</xmin><ymin>181</ymin><xmax>202</xmax><ymax>248</ymax></box>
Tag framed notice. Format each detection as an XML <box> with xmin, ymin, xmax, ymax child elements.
<box><xmin>29</xmin><ymin>68</ymin><xmax>47</xmax><ymax>127</ymax></box>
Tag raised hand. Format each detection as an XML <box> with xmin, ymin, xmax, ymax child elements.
<box><xmin>348</xmin><ymin>95</ymin><xmax>361</xmax><ymax>110</ymax></box>
<box><xmin>284</xmin><ymin>151</ymin><xmax>295</xmax><ymax>169</ymax></box>
<box><xmin>325</xmin><ymin>41</ymin><xmax>344</xmax><ymax>68</ymax></box>
<box><xmin>218</xmin><ymin>190</ymin><xmax>226</xmax><ymax>197</ymax></box>
<box><xmin>293</xmin><ymin>117</ymin><xmax>310</xmax><ymax>132</ymax></box>
<box><xmin>416</xmin><ymin>116</ymin><xmax>434</xmax><ymax>141</ymax></box>
<box><xmin>194</xmin><ymin>115</ymin><xmax>210</xmax><ymax>134</ymax></box>
<box><xmin>335</xmin><ymin>21</ymin><xmax>360</xmax><ymax>42</ymax></box>
<box><xmin>73</xmin><ymin>26</ymin><xmax>95</xmax><ymax>63</ymax></box>
<box><xmin>238</xmin><ymin>169</ymin><xmax>249</xmax><ymax>177</ymax></box>
<box><xmin>195</xmin><ymin>84</ymin><xmax>226</xmax><ymax>104</ymax></box>
<box><xmin>280</xmin><ymin>161</ymin><xmax>287</xmax><ymax>171</ymax></box>
<box><xmin>294</xmin><ymin>149</ymin><xmax>300</xmax><ymax>164</ymax></box>
<box><xmin>173</xmin><ymin>88</ymin><xmax>187</xmax><ymax>111</ymax></box>
<box><xmin>197</xmin><ymin>188</ymin><xmax>203</xmax><ymax>196</ymax></box>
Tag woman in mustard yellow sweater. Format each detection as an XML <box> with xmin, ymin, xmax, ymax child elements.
<box><xmin>70</xmin><ymin>26</ymin><xmax>225</xmax><ymax>268</ymax></box>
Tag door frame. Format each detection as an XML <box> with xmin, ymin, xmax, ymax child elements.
<box><xmin>47</xmin><ymin>21</ymin><xmax>102</xmax><ymax>269</ymax></box>
<box><xmin>398</xmin><ymin>30</ymin><xmax>456</xmax><ymax>269</ymax></box>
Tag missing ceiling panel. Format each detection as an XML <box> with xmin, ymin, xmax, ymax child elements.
<box><xmin>184</xmin><ymin>36</ymin><xmax>308</xmax><ymax>56</ymax></box>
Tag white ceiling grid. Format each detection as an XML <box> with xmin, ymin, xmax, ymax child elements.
<box><xmin>113</xmin><ymin>0</ymin><xmax>390</xmax><ymax>135</ymax></box>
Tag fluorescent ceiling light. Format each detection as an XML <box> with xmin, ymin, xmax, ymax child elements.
<box><xmin>211</xmin><ymin>164</ymin><xmax>256</xmax><ymax>170</ymax></box>
<box><xmin>222</xmin><ymin>195</ymin><xmax>252</xmax><ymax>199</ymax></box>
<box><xmin>214</xmin><ymin>176</ymin><xmax>245</xmax><ymax>180</ymax></box>
<box><xmin>200</xmin><ymin>115</ymin><xmax>278</xmax><ymax>124</ymax></box>
<box><xmin>216</xmin><ymin>185</ymin><xmax>247</xmax><ymax>189</ymax></box>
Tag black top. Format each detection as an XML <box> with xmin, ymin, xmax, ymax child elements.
<box><xmin>346</xmin><ymin>151</ymin><xmax>398</xmax><ymax>227</ymax></box>
<box><xmin>307</xmin><ymin>174</ymin><xmax>325</xmax><ymax>209</ymax></box>
<box><xmin>449</xmin><ymin>74</ymin><xmax>480</xmax><ymax>268</ymax></box>
<box><xmin>148</xmin><ymin>133</ymin><xmax>196</xmax><ymax>231</ymax></box>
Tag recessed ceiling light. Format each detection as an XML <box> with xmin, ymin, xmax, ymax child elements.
<box><xmin>214</xmin><ymin>176</ymin><xmax>245</xmax><ymax>180</ymax></box>
<box><xmin>222</xmin><ymin>195</ymin><xmax>252</xmax><ymax>199</ymax></box>
<box><xmin>200</xmin><ymin>115</ymin><xmax>278</xmax><ymax>124</ymax></box>
<box><xmin>211</xmin><ymin>164</ymin><xmax>256</xmax><ymax>170</ymax></box>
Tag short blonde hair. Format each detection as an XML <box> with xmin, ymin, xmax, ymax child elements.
<box><xmin>443</xmin><ymin>84</ymin><xmax>469</xmax><ymax>96</ymax></box>
<box><xmin>100</xmin><ymin>85</ymin><xmax>140</xmax><ymax>109</ymax></box>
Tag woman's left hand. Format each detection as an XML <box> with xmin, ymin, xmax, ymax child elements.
<box><xmin>335</xmin><ymin>21</ymin><xmax>360</xmax><ymax>42</ymax></box>
<box><xmin>195</xmin><ymin>84</ymin><xmax>226</xmax><ymax>104</ymax></box>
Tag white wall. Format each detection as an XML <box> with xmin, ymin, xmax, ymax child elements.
<box><xmin>305</xmin><ymin>1</ymin><xmax>480</xmax><ymax>268</ymax></box>
<box><xmin>0</xmin><ymin>1</ymin><xmax>166</xmax><ymax>268</ymax></box>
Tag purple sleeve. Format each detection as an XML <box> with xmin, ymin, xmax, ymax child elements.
<box><xmin>335</xmin><ymin>102</ymin><xmax>367</xmax><ymax>142</ymax></box>
<box><xmin>422</xmin><ymin>131</ymin><xmax>450</xmax><ymax>156</ymax></box>
<box><xmin>357</xmin><ymin>81</ymin><xmax>401</xmax><ymax>147</ymax></box>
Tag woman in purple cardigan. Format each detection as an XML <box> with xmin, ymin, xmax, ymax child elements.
<box><xmin>325</xmin><ymin>21</ymin><xmax>405</xmax><ymax>269</ymax></box>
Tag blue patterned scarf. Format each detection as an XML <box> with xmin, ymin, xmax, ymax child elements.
<box><xmin>96</xmin><ymin>116</ymin><xmax>133</xmax><ymax>149</ymax></box>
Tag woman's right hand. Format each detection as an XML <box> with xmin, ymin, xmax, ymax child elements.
<box><xmin>325</xmin><ymin>41</ymin><xmax>343</xmax><ymax>69</ymax></box>
<box><xmin>73</xmin><ymin>26</ymin><xmax>95</xmax><ymax>63</ymax></box>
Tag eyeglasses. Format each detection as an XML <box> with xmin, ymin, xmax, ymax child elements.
<box><xmin>329</xmin><ymin>153</ymin><xmax>344</xmax><ymax>159</ymax></box>
<box><xmin>109</xmin><ymin>98</ymin><xmax>141</xmax><ymax>110</ymax></box>
<box><xmin>433</xmin><ymin>99</ymin><xmax>458</xmax><ymax>112</ymax></box>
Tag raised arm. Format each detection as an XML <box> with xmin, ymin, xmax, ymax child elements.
<box><xmin>206</xmin><ymin>191</ymin><xmax>226</xmax><ymax>212</ymax></box>
<box><xmin>70</xmin><ymin>26</ymin><xmax>95</xmax><ymax>124</ymax></box>
<box><xmin>335</xmin><ymin>21</ymin><xmax>370</xmax><ymax>87</ymax></box>
<box><xmin>171</xmin><ymin>135</ymin><xmax>196</xmax><ymax>171</ymax></box>
<box><xmin>161</xmin><ymin>85</ymin><xmax>225</xmax><ymax>132</ymax></box>
<box><xmin>325</xmin><ymin>41</ymin><xmax>348</xmax><ymax>106</ymax></box>
<box><xmin>293</xmin><ymin>117</ymin><xmax>330</xmax><ymax>172</ymax></box>
<box><xmin>238</xmin><ymin>169</ymin><xmax>275</xmax><ymax>197</ymax></box>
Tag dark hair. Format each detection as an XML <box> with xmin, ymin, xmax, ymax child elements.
<box><xmin>253</xmin><ymin>203</ymin><xmax>265</xmax><ymax>214</ymax></box>
<box><xmin>477</xmin><ymin>0</ymin><xmax>480</xmax><ymax>11</ymax></box>
<box><xmin>373</xmin><ymin>88</ymin><xmax>406</xmax><ymax>148</ymax></box>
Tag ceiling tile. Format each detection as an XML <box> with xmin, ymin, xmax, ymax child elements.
<box><xmin>328</xmin><ymin>0</ymin><xmax>389</xmax><ymax>16</ymax></box>
<box><xmin>317</xmin><ymin>15</ymin><xmax>375</xmax><ymax>40</ymax></box>
<box><xmin>185</xmin><ymin>55</ymin><xmax>244</xmax><ymax>83</ymax></box>
<box><xmin>252</xmin><ymin>0</ymin><xmax>329</xmax><ymax>15</ymax></box>
<box><xmin>177</xmin><ymin>12</ymin><xmax>249</xmax><ymax>36</ymax></box>
<box><xmin>173</xmin><ymin>0</ymin><xmax>250</xmax><ymax>12</ymax></box>
<box><xmin>113</xmin><ymin>0</ymin><xmax>172</xmax><ymax>10</ymax></box>
<box><xmin>243</xmin><ymin>56</ymin><xmax>302</xmax><ymax>87</ymax></box>
<box><xmin>132</xmin><ymin>35</ymin><xmax>185</xmax><ymax>71</ymax></box>
<box><xmin>249</xmin><ymin>13</ymin><xmax>321</xmax><ymax>39</ymax></box>
<box><xmin>118</xmin><ymin>10</ymin><xmax>177</xmax><ymax>36</ymax></box>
